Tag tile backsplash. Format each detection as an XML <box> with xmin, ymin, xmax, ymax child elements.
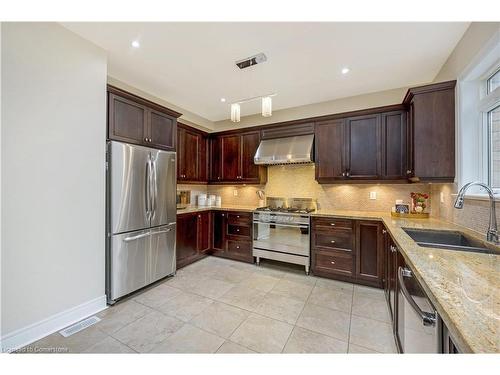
<box><xmin>431</xmin><ymin>183</ymin><xmax>500</xmax><ymax>236</ymax></box>
<box><xmin>205</xmin><ymin>164</ymin><xmax>432</xmax><ymax>212</ymax></box>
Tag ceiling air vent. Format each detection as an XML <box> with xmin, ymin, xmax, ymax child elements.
<box><xmin>236</xmin><ymin>53</ymin><xmax>267</xmax><ymax>69</ymax></box>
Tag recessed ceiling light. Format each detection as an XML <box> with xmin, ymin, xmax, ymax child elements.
<box><xmin>131</xmin><ymin>40</ymin><xmax>140</xmax><ymax>48</ymax></box>
<box><xmin>220</xmin><ymin>98</ymin><xmax>226</xmax><ymax>103</ymax></box>
<box><xmin>341</xmin><ymin>67</ymin><xmax>350</xmax><ymax>74</ymax></box>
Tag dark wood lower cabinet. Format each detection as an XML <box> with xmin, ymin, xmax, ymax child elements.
<box><xmin>176</xmin><ymin>211</ymin><xmax>210</xmax><ymax>270</ymax></box>
<box><xmin>210</xmin><ymin>210</ymin><xmax>253</xmax><ymax>263</ymax></box>
<box><xmin>311</xmin><ymin>217</ymin><xmax>383</xmax><ymax>287</ymax></box>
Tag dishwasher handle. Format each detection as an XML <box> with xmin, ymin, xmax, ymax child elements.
<box><xmin>398</xmin><ymin>266</ymin><xmax>437</xmax><ymax>327</ymax></box>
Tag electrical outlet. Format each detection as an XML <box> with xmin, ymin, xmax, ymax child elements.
<box><xmin>370</xmin><ymin>191</ymin><xmax>377</xmax><ymax>200</ymax></box>
<box><xmin>233</xmin><ymin>189</ymin><xmax>238</xmax><ymax>197</ymax></box>
<box><xmin>440</xmin><ymin>192</ymin><xmax>444</xmax><ymax>203</ymax></box>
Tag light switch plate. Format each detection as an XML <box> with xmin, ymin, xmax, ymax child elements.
<box><xmin>370</xmin><ymin>191</ymin><xmax>377</xmax><ymax>200</ymax></box>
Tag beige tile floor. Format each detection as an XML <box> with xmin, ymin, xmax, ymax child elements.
<box><xmin>20</xmin><ymin>257</ymin><xmax>398</xmax><ymax>354</ymax></box>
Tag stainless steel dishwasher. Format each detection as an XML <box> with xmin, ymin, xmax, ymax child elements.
<box><xmin>397</xmin><ymin>266</ymin><xmax>442</xmax><ymax>353</ymax></box>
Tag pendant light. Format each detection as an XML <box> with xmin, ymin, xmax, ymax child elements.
<box><xmin>231</xmin><ymin>103</ymin><xmax>241</xmax><ymax>122</ymax></box>
<box><xmin>262</xmin><ymin>96</ymin><xmax>272</xmax><ymax>117</ymax></box>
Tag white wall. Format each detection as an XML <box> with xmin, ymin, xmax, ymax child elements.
<box><xmin>1</xmin><ymin>22</ymin><xmax>107</xmax><ymax>350</ymax></box>
<box><xmin>214</xmin><ymin>87</ymin><xmax>408</xmax><ymax>131</ymax></box>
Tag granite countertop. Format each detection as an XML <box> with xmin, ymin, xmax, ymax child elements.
<box><xmin>312</xmin><ymin>209</ymin><xmax>499</xmax><ymax>353</ymax></box>
<box><xmin>176</xmin><ymin>204</ymin><xmax>258</xmax><ymax>215</ymax></box>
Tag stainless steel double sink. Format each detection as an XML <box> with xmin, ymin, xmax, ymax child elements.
<box><xmin>402</xmin><ymin>228</ymin><xmax>497</xmax><ymax>255</ymax></box>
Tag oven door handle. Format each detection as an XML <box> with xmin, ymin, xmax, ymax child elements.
<box><xmin>253</xmin><ymin>221</ymin><xmax>309</xmax><ymax>229</ymax></box>
<box><xmin>397</xmin><ymin>266</ymin><xmax>437</xmax><ymax>327</ymax></box>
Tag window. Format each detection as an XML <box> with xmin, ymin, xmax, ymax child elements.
<box><xmin>487</xmin><ymin>68</ymin><xmax>500</xmax><ymax>94</ymax></box>
<box><xmin>489</xmin><ymin>104</ymin><xmax>500</xmax><ymax>188</ymax></box>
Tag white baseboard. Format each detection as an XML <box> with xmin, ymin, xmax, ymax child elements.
<box><xmin>1</xmin><ymin>295</ymin><xmax>107</xmax><ymax>353</ymax></box>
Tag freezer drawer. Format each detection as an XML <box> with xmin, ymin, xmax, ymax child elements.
<box><xmin>109</xmin><ymin>224</ymin><xmax>176</xmax><ymax>301</ymax></box>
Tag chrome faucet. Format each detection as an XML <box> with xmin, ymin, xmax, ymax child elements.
<box><xmin>454</xmin><ymin>182</ymin><xmax>499</xmax><ymax>244</ymax></box>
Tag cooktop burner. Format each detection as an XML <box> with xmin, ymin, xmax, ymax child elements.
<box><xmin>255</xmin><ymin>206</ymin><xmax>315</xmax><ymax>214</ymax></box>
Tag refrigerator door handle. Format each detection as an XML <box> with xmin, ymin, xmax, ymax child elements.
<box><xmin>151</xmin><ymin>228</ymin><xmax>172</xmax><ymax>236</ymax></box>
<box><xmin>145</xmin><ymin>155</ymin><xmax>152</xmax><ymax>220</ymax></box>
<box><xmin>123</xmin><ymin>231</ymin><xmax>151</xmax><ymax>242</ymax></box>
<box><xmin>152</xmin><ymin>157</ymin><xmax>158</xmax><ymax>221</ymax></box>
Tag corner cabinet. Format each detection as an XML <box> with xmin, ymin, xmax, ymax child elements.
<box><xmin>177</xmin><ymin>123</ymin><xmax>209</xmax><ymax>183</ymax></box>
<box><xmin>107</xmin><ymin>85</ymin><xmax>181</xmax><ymax>151</ymax></box>
<box><xmin>315</xmin><ymin>108</ymin><xmax>408</xmax><ymax>183</ymax></box>
<box><xmin>404</xmin><ymin>80</ymin><xmax>456</xmax><ymax>182</ymax></box>
<box><xmin>209</xmin><ymin>131</ymin><xmax>267</xmax><ymax>184</ymax></box>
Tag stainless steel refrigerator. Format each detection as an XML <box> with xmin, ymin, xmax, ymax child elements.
<box><xmin>106</xmin><ymin>141</ymin><xmax>176</xmax><ymax>304</ymax></box>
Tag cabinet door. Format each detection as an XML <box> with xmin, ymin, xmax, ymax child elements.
<box><xmin>210</xmin><ymin>136</ymin><xmax>223</xmax><ymax>182</ymax></box>
<box><xmin>183</xmin><ymin>129</ymin><xmax>201</xmax><ymax>181</ymax></box>
<box><xmin>411</xmin><ymin>86</ymin><xmax>455</xmax><ymax>181</ymax></box>
<box><xmin>345</xmin><ymin>114</ymin><xmax>381</xmax><ymax>179</ymax></box>
<box><xmin>212</xmin><ymin>211</ymin><xmax>226</xmax><ymax>251</ymax></box>
<box><xmin>240</xmin><ymin>131</ymin><xmax>261</xmax><ymax>181</ymax></box>
<box><xmin>222</xmin><ymin>135</ymin><xmax>241</xmax><ymax>181</ymax></box>
<box><xmin>199</xmin><ymin>135</ymin><xmax>209</xmax><ymax>183</ymax></box>
<box><xmin>177</xmin><ymin>128</ymin><xmax>184</xmax><ymax>180</ymax></box>
<box><xmin>197</xmin><ymin>212</ymin><xmax>210</xmax><ymax>253</ymax></box>
<box><xmin>148</xmin><ymin>109</ymin><xmax>176</xmax><ymax>151</ymax></box>
<box><xmin>176</xmin><ymin>214</ymin><xmax>198</xmax><ymax>269</ymax></box>
<box><xmin>356</xmin><ymin>221</ymin><xmax>383</xmax><ymax>287</ymax></box>
<box><xmin>108</xmin><ymin>93</ymin><xmax>148</xmax><ymax>145</ymax></box>
<box><xmin>315</xmin><ymin>119</ymin><xmax>345</xmax><ymax>182</ymax></box>
<box><xmin>382</xmin><ymin>111</ymin><xmax>408</xmax><ymax>180</ymax></box>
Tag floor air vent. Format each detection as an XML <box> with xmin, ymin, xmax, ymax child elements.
<box><xmin>59</xmin><ymin>316</ymin><xmax>101</xmax><ymax>337</ymax></box>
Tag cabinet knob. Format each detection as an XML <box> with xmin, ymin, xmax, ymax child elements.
<box><xmin>198</xmin><ymin>215</ymin><xmax>201</xmax><ymax>218</ymax></box>
<box><xmin>221</xmin><ymin>214</ymin><xmax>224</xmax><ymax>217</ymax></box>
<box><xmin>406</xmin><ymin>170</ymin><xmax>412</xmax><ymax>175</ymax></box>
<box><xmin>236</xmin><ymin>246</ymin><xmax>240</xmax><ymax>249</ymax></box>
<box><xmin>382</xmin><ymin>229</ymin><xmax>387</xmax><ymax>234</ymax></box>
<box><xmin>342</xmin><ymin>172</ymin><xmax>345</xmax><ymax>177</ymax></box>
<box><xmin>236</xmin><ymin>215</ymin><xmax>240</xmax><ymax>218</ymax></box>
<box><xmin>144</xmin><ymin>137</ymin><xmax>148</xmax><ymax>142</ymax></box>
<box><xmin>330</xmin><ymin>261</ymin><xmax>335</xmax><ymax>265</ymax></box>
<box><xmin>236</xmin><ymin>229</ymin><xmax>240</xmax><ymax>232</ymax></box>
<box><xmin>330</xmin><ymin>240</ymin><xmax>336</xmax><ymax>243</ymax></box>
<box><xmin>330</xmin><ymin>223</ymin><xmax>335</xmax><ymax>226</ymax></box>
<box><xmin>346</xmin><ymin>171</ymin><xmax>350</xmax><ymax>177</ymax></box>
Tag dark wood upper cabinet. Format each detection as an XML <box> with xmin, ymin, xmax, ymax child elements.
<box><xmin>241</xmin><ymin>131</ymin><xmax>262</xmax><ymax>182</ymax></box>
<box><xmin>149</xmin><ymin>109</ymin><xmax>175</xmax><ymax>150</ymax></box>
<box><xmin>107</xmin><ymin>85</ymin><xmax>181</xmax><ymax>151</ymax></box>
<box><xmin>345</xmin><ymin>114</ymin><xmax>382</xmax><ymax>180</ymax></box>
<box><xmin>404</xmin><ymin>80</ymin><xmax>456</xmax><ymax>182</ymax></box>
<box><xmin>177</xmin><ymin>123</ymin><xmax>209</xmax><ymax>183</ymax></box>
<box><xmin>315</xmin><ymin>119</ymin><xmax>345</xmax><ymax>182</ymax></box>
<box><xmin>209</xmin><ymin>131</ymin><xmax>266</xmax><ymax>184</ymax></box>
<box><xmin>222</xmin><ymin>135</ymin><xmax>241</xmax><ymax>181</ymax></box>
<box><xmin>382</xmin><ymin>111</ymin><xmax>408</xmax><ymax>180</ymax></box>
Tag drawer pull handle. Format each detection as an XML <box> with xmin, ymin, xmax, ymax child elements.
<box><xmin>236</xmin><ymin>246</ymin><xmax>240</xmax><ymax>249</ymax></box>
<box><xmin>330</xmin><ymin>240</ymin><xmax>336</xmax><ymax>243</ymax></box>
<box><xmin>330</xmin><ymin>261</ymin><xmax>335</xmax><ymax>265</ymax></box>
<box><xmin>330</xmin><ymin>223</ymin><xmax>335</xmax><ymax>226</ymax></box>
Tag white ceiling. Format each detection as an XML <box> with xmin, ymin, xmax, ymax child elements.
<box><xmin>62</xmin><ymin>22</ymin><xmax>469</xmax><ymax>122</ymax></box>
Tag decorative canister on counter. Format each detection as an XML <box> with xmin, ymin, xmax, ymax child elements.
<box><xmin>410</xmin><ymin>192</ymin><xmax>429</xmax><ymax>213</ymax></box>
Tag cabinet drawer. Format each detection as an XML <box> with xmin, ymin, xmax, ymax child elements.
<box><xmin>227</xmin><ymin>224</ymin><xmax>251</xmax><ymax>238</ymax></box>
<box><xmin>312</xmin><ymin>217</ymin><xmax>354</xmax><ymax>230</ymax></box>
<box><xmin>314</xmin><ymin>230</ymin><xmax>353</xmax><ymax>251</ymax></box>
<box><xmin>227</xmin><ymin>212</ymin><xmax>252</xmax><ymax>226</ymax></box>
<box><xmin>226</xmin><ymin>240</ymin><xmax>253</xmax><ymax>263</ymax></box>
<box><xmin>314</xmin><ymin>251</ymin><xmax>354</xmax><ymax>276</ymax></box>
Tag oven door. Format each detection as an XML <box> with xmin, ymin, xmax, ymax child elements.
<box><xmin>253</xmin><ymin>221</ymin><xmax>309</xmax><ymax>256</ymax></box>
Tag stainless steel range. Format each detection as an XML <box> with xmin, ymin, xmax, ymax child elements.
<box><xmin>253</xmin><ymin>197</ymin><xmax>316</xmax><ymax>274</ymax></box>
